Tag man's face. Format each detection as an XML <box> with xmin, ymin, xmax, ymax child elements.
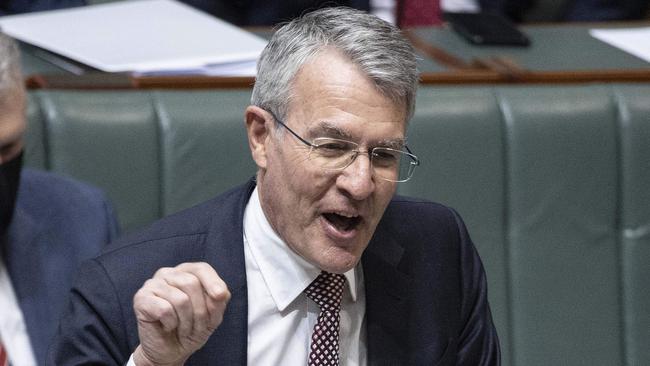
<box><xmin>252</xmin><ymin>49</ymin><xmax>407</xmax><ymax>274</ymax></box>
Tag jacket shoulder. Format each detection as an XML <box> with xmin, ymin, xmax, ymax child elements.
<box><xmin>99</xmin><ymin>180</ymin><xmax>253</xmax><ymax>263</ymax></box>
<box><xmin>378</xmin><ymin>195</ymin><xmax>466</xmax><ymax>256</ymax></box>
<box><xmin>19</xmin><ymin>168</ymin><xmax>111</xmax><ymax>213</ymax></box>
<box><xmin>16</xmin><ymin>169</ymin><xmax>118</xmax><ymax>240</ymax></box>
<box><xmin>385</xmin><ymin>195</ymin><xmax>456</xmax><ymax>220</ymax></box>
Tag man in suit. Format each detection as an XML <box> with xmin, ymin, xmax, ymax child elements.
<box><xmin>0</xmin><ymin>33</ymin><xmax>118</xmax><ymax>365</ymax></box>
<box><xmin>49</xmin><ymin>7</ymin><xmax>500</xmax><ymax>365</ymax></box>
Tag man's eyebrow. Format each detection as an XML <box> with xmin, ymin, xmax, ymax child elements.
<box><xmin>308</xmin><ymin>121</ymin><xmax>353</xmax><ymax>140</ymax></box>
<box><xmin>308</xmin><ymin>121</ymin><xmax>406</xmax><ymax>148</ymax></box>
<box><xmin>375</xmin><ymin>138</ymin><xmax>406</xmax><ymax>150</ymax></box>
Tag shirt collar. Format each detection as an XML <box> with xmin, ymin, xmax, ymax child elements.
<box><xmin>243</xmin><ymin>187</ymin><xmax>358</xmax><ymax>311</ymax></box>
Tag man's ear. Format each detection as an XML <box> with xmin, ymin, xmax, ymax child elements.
<box><xmin>245</xmin><ymin>105</ymin><xmax>273</xmax><ymax>169</ymax></box>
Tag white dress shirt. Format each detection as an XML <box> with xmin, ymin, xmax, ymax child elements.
<box><xmin>244</xmin><ymin>187</ymin><xmax>366</xmax><ymax>366</ymax></box>
<box><xmin>129</xmin><ymin>188</ymin><xmax>367</xmax><ymax>365</ymax></box>
<box><xmin>0</xmin><ymin>257</ymin><xmax>38</xmax><ymax>366</ymax></box>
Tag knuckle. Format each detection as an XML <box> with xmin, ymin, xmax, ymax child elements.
<box><xmin>177</xmin><ymin>273</ymin><xmax>200</xmax><ymax>288</ymax></box>
<box><xmin>142</xmin><ymin>278</ymin><xmax>161</xmax><ymax>289</ymax></box>
<box><xmin>179</xmin><ymin>261</ymin><xmax>204</xmax><ymax>271</ymax></box>
<box><xmin>171</xmin><ymin>291</ymin><xmax>191</xmax><ymax>307</ymax></box>
<box><xmin>133</xmin><ymin>287</ymin><xmax>147</xmax><ymax>301</ymax></box>
<box><xmin>133</xmin><ymin>282</ymin><xmax>158</xmax><ymax>305</ymax></box>
<box><xmin>133</xmin><ymin>295</ymin><xmax>148</xmax><ymax>311</ymax></box>
<box><xmin>213</xmin><ymin>287</ymin><xmax>231</xmax><ymax>302</ymax></box>
<box><xmin>155</xmin><ymin>301</ymin><xmax>175</xmax><ymax>319</ymax></box>
<box><xmin>194</xmin><ymin>306</ymin><xmax>208</xmax><ymax>319</ymax></box>
<box><xmin>195</xmin><ymin>262</ymin><xmax>217</xmax><ymax>278</ymax></box>
<box><xmin>154</xmin><ymin>267</ymin><xmax>173</xmax><ymax>278</ymax></box>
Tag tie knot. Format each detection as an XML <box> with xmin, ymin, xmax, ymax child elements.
<box><xmin>305</xmin><ymin>271</ymin><xmax>346</xmax><ymax>311</ymax></box>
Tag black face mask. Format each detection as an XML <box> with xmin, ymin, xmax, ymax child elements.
<box><xmin>0</xmin><ymin>151</ymin><xmax>23</xmax><ymax>238</ymax></box>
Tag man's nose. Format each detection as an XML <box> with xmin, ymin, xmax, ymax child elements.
<box><xmin>336</xmin><ymin>152</ymin><xmax>375</xmax><ymax>200</ymax></box>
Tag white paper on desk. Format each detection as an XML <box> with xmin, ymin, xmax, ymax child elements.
<box><xmin>134</xmin><ymin>59</ymin><xmax>258</xmax><ymax>77</ymax></box>
<box><xmin>0</xmin><ymin>0</ymin><xmax>267</xmax><ymax>75</ymax></box>
<box><xmin>590</xmin><ymin>27</ymin><xmax>650</xmax><ymax>63</ymax></box>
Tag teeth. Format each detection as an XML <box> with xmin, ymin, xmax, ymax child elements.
<box><xmin>323</xmin><ymin>212</ymin><xmax>361</xmax><ymax>232</ymax></box>
<box><xmin>333</xmin><ymin>211</ymin><xmax>358</xmax><ymax>218</ymax></box>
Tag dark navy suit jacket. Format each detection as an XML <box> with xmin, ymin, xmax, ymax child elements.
<box><xmin>3</xmin><ymin>168</ymin><xmax>118</xmax><ymax>365</ymax></box>
<box><xmin>49</xmin><ymin>179</ymin><xmax>500</xmax><ymax>365</ymax></box>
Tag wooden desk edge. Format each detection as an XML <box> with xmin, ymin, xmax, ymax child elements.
<box><xmin>25</xmin><ymin>69</ymin><xmax>650</xmax><ymax>90</ymax></box>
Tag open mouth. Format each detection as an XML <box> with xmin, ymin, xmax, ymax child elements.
<box><xmin>323</xmin><ymin>212</ymin><xmax>362</xmax><ymax>232</ymax></box>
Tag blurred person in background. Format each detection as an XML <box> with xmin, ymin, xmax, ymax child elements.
<box><xmin>0</xmin><ymin>32</ymin><xmax>118</xmax><ymax>366</ymax></box>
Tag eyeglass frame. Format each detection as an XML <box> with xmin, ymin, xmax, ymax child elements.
<box><xmin>265</xmin><ymin>109</ymin><xmax>420</xmax><ymax>183</ymax></box>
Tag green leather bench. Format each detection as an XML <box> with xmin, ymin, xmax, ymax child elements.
<box><xmin>25</xmin><ymin>84</ymin><xmax>649</xmax><ymax>366</ymax></box>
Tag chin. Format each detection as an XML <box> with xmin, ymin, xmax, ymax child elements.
<box><xmin>316</xmin><ymin>246</ymin><xmax>362</xmax><ymax>274</ymax></box>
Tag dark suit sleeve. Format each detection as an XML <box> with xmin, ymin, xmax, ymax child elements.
<box><xmin>48</xmin><ymin>259</ymin><xmax>133</xmax><ymax>365</ymax></box>
<box><xmin>452</xmin><ymin>208</ymin><xmax>501</xmax><ymax>365</ymax></box>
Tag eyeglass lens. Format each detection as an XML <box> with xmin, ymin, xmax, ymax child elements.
<box><xmin>307</xmin><ymin>138</ymin><xmax>417</xmax><ymax>182</ymax></box>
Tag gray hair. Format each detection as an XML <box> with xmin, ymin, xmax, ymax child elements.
<box><xmin>251</xmin><ymin>6</ymin><xmax>418</xmax><ymax>123</ymax></box>
<box><xmin>0</xmin><ymin>32</ymin><xmax>23</xmax><ymax>106</ymax></box>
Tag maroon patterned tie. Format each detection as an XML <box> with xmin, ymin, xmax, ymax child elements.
<box><xmin>305</xmin><ymin>271</ymin><xmax>346</xmax><ymax>366</ymax></box>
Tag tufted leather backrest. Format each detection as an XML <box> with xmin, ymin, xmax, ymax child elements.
<box><xmin>25</xmin><ymin>85</ymin><xmax>649</xmax><ymax>366</ymax></box>
<box><xmin>25</xmin><ymin>90</ymin><xmax>257</xmax><ymax>231</ymax></box>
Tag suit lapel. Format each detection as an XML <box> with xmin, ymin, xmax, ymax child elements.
<box><xmin>192</xmin><ymin>180</ymin><xmax>256</xmax><ymax>365</ymax></box>
<box><xmin>362</xmin><ymin>222</ymin><xmax>412</xmax><ymax>365</ymax></box>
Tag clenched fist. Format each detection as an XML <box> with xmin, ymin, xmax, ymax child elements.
<box><xmin>132</xmin><ymin>262</ymin><xmax>230</xmax><ymax>366</ymax></box>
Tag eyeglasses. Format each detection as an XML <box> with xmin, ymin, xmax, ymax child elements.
<box><xmin>267</xmin><ymin>110</ymin><xmax>420</xmax><ymax>183</ymax></box>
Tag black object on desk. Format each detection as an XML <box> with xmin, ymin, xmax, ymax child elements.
<box><xmin>444</xmin><ymin>12</ymin><xmax>531</xmax><ymax>47</ymax></box>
